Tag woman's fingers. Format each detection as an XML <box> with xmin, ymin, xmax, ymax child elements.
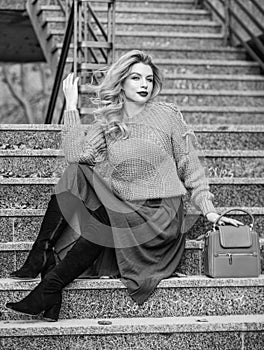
<box><xmin>218</xmin><ymin>216</ymin><xmax>244</xmax><ymax>227</ymax></box>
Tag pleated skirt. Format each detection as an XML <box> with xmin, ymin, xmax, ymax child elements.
<box><xmin>54</xmin><ymin>163</ymin><xmax>185</xmax><ymax>304</ymax></box>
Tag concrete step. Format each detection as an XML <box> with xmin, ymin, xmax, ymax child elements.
<box><xmin>156</xmin><ymin>89</ymin><xmax>264</xmax><ymax>107</ymax></box>
<box><xmin>80</xmin><ymin>88</ymin><xmax>264</xmax><ymax>107</ymax></box>
<box><xmin>1</xmin><ymin>149</ymin><xmax>263</xmax><ymax>178</ymax></box>
<box><xmin>92</xmin><ymin>7</ymin><xmax>212</xmax><ymax>20</ymax></box>
<box><xmin>0</xmin><ymin>276</ymin><xmax>263</xmax><ymax>321</ymax></box>
<box><xmin>115</xmin><ymin>44</ymin><xmax>247</xmax><ymax>60</ymax></box>
<box><xmin>1</xmin><ymin>314</ymin><xmax>263</xmax><ymax>349</ymax></box>
<box><xmin>161</xmin><ymin>74</ymin><xmax>264</xmax><ymax>90</ymax></box>
<box><xmin>1</xmin><ymin>206</ymin><xmax>263</xmax><ymax>243</ymax></box>
<box><xmin>176</xmin><ymin>106</ymin><xmax>264</xmax><ymax>124</ymax></box>
<box><xmin>56</xmin><ymin>42</ymin><xmax>247</xmax><ymax>60</ymax></box>
<box><xmin>1</xmin><ymin>177</ymin><xmax>264</xmax><ymax>209</ymax></box>
<box><xmin>110</xmin><ymin>0</ymin><xmax>196</xmax><ymax>10</ymax></box>
<box><xmin>0</xmin><ymin>236</ymin><xmax>263</xmax><ymax>277</ymax></box>
<box><xmin>50</xmin><ymin>29</ymin><xmax>225</xmax><ymax>47</ymax></box>
<box><xmin>36</xmin><ymin>5</ymin><xmax>64</xmax><ymax>18</ymax></box>
<box><xmin>46</xmin><ymin>16</ymin><xmax>221</xmax><ymax>33</ymax></box>
<box><xmin>0</xmin><ymin>239</ymin><xmax>204</xmax><ymax>278</ymax></box>
<box><xmin>1</xmin><ymin>124</ymin><xmax>264</xmax><ymax>150</ymax></box>
<box><xmin>79</xmin><ymin>59</ymin><xmax>261</xmax><ymax>75</ymax></box>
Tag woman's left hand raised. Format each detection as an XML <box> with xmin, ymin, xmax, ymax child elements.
<box><xmin>63</xmin><ymin>73</ymin><xmax>79</xmax><ymax>111</ymax></box>
<box><xmin>206</xmin><ymin>212</ymin><xmax>244</xmax><ymax>227</ymax></box>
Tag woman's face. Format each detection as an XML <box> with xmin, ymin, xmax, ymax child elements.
<box><xmin>122</xmin><ymin>63</ymin><xmax>153</xmax><ymax>104</ymax></box>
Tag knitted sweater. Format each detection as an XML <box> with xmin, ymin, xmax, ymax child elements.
<box><xmin>62</xmin><ymin>101</ymin><xmax>217</xmax><ymax>216</ymax></box>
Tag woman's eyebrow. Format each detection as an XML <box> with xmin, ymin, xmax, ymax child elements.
<box><xmin>129</xmin><ymin>72</ymin><xmax>154</xmax><ymax>77</ymax></box>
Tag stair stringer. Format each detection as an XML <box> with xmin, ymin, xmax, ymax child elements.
<box><xmin>26</xmin><ymin>0</ymin><xmax>63</xmax><ymax>75</ymax></box>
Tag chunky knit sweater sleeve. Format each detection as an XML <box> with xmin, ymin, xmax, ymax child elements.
<box><xmin>168</xmin><ymin>104</ymin><xmax>217</xmax><ymax>216</ymax></box>
<box><xmin>62</xmin><ymin>110</ymin><xmax>106</xmax><ymax>165</ymax></box>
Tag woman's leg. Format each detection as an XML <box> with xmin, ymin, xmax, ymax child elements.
<box><xmin>6</xmin><ymin>236</ymin><xmax>103</xmax><ymax>321</ymax></box>
<box><xmin>10</xmin><ymin>191</ymin><xmax>81</xmax><ymax>280</ymax></box>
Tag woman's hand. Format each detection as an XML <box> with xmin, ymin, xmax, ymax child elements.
<box><xmin>63</xmin><ymin>73</ymin><xmax>79</xmax><ymax>111</ymax></box>
<box><xmin>206</xmin><ymin>212</ymin><xmax>244</xmax><ymax>227</ymax></box>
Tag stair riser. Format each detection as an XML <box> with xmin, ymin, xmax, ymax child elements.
<box><xmin>1</xmin><ymin>214</ymin><xmax>264</xmax><ymax>242</ymax></box>
<box><xmin>62</xmin><ymin>47</ymin><xmax>247</xmax><ymax>61</ymax></box>
<box><xmin>49</xmin><ymin>21</ymin><xmax>221</xmax><ymax>33</ymax></box>
<box><xmin>115</xmin><ymin>48</ymin><xmax>247</xmax><ymax>60</ymax></box>
<box><xmin>1</xmin><ymin>157</ymin><xmax>263</xmax><ymax>178</ymax></box>
<box><xmin>79</xmin><ymin>63</ymin><xmax>260</xmax><ymax>75</ymax></box>
<box><xmin>80</xmin><ymin>91</ymin><xmax>264</xmax><ymax>106</ymax></box>
<box><xmin>0</xmin><ymin>131</ymin><xmax>61</xmax><ymax>150</ymax></box>
<box><xmin>1</xmin><ymin>283</ymin><xmax>263</xmax><ymax>320</ymax></box>
<box><xmin>157</xmin><ymin>94</ymin><xmax>264</xmax><ymax>107</ymax></box>
<box><xmin>38</xmin><ymin>9</ymin><xmax>63</xmax><ymax>18</ymax></box>
<box><xmin>109</xmin><ymin>23</ymin><xmax>221</xmax><ymax>34</ymax></box>
<box><xmin>160</xmin><ymin>64</ymin><xmax>260</xmax><ymax>75</ymax></box>
<box><xmin>0</xmin><ymin>245</ymin><xmax>201</xmax><ymax>279</ymax></box>
<box><xmin>0</xmin><ymin>331</ymin><xmax>262</xmax><ymax>350</ymax></box>
<box><xmin>114</xmin><ymin>36</ymin><xmax>224</xmax><ymax>48</ymax></box>
<box><xmin>163</xmin><ymin>79</ymin><xmax>264</xmax><ymax>91</ymax></box>
<box><xmin>182</xmin><ymin>112</ymin><xmax>264</xmax><ymax>125</ymax></box>
<box><xmin>94</xmin><ymin>11</ymin><xmax>211</xmax><ymax>21</ymax></box>
<box><xmin>1</xmin><ymin>131</ymin><xmax>263</xmax><ymax>150</ymax></box>
<box><xmin>1</xmin><ymin>184</ymin><xmax>264</xmax><ymax>209</ymax></box>
<box><xmin>102</xmin><ymin>2</ymin><xmax>196</xmax><ymax>9</ymax></box>
<box><xmin>52</xmin><ymin>33</ymin><xmax>224</xmax><ymax>48</ymax></box>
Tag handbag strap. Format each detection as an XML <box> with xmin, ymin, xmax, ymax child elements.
<box><xmin>213</xmin><ymin>207</ymin><xmax>254</xmax><ymax>230</ymax></box>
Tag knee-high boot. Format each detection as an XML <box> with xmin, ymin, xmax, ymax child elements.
<box><xmin>6</xmin><ymin>236</ymin><xmax>103</xmax><ymax>321</ymax></box>
<box><xmin>10</xmin><ymin>193</ymin><xmax>69</xmax><ymax>280</ymax></box>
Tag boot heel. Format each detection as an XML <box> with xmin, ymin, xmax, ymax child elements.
<box><xmin>43</xmin><ymin>295</ymin><xmax>62</xmax><ymax>322</ymax></box>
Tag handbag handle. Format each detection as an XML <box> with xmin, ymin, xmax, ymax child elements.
<box><xmin>213</xmin><ymin>208</ymin><xmax>254</xmax><ymax>230</ymax></box>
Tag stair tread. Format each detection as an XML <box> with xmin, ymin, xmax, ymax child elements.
<box><xmin>56</xmin><ymin>42</ymin><xmax>245</xmax><ymax>53</ymax></box>
<box><xmin>92</xmin><ymin>8</ymin><xmax>210</xmax><ymax>14</ymax></box>
<box><xmin>0</xmin><ymin>149</ymin><xmax>263</xmax><ymax>156</ymax></box>
<box><xmin>162</xmin><ymin>73</ymin><xmax>264</xmax><ymax>80</ymax></box>
<box><xmin>47</xmin><ymin>17</ymin><xmax>220</xmax><ymax>26</ymax></box>
<box><xmin>161</xmin><ymin>89</ymin><xmax>264</xmax><ymax>96</ymax></box>
<box><xmin>1</xmin><ymin>238</ymin><xmax>263</xmax><ymax>251</ymax></box>
<box><xmin>79</xmin><ymin>59</ymin><xmax>260</xmax><ymax>66</ymax></box>
<box><xmin>115</xmin><ymin>43</ymin><xmax>246</xmax><ymax>52</ymax></box>
<box><xmin>1</xmin><ymin>314</ymin><xmax>263</xmax><ymax>336</ymax></box>
<box><xmin>50</xmin><ymin>28</ymin><xmax>223</xmax><ymax>38</ymax></box>
<box><xmin>79</xmin><ymin>86</ymin><xmax>264</xmax><ymax>95</ymax></box>
<box><xmin>179</xmin><ymin>105</ymin><xmax>264</xmax><ymax>111</ymax></box>
<box><xmin>0</xmin><ymin>240</ymin><xmax>202</xmax><ymax>251</ymax></box>
<box><xmin>0</xmin><ymin>275</ymin><xmax>263</xmax><ymax>290</ymax></box>
<box><xmin>0</xmin><ymin>177</ymin><xmax>263</xmax><ymax>185</ymax></box>
<box><xmin>1</xmin><ymin>207</ymin><xmax>264</xmax><ymax>216</ymax></box>
<box><xmin>1</xmin><ymin>124</ymin><xmax>264</xmax><ymax>131</ymax></box>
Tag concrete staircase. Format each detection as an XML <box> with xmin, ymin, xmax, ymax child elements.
<box><xmin>0</xmin><ymin>0</ymin><xmax>264</xmax><ymax>348</ymax></box>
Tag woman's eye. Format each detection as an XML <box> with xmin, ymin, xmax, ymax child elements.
<box><xmin>147</xmin><ymin>79</ymin><xmax>153</xmax><ymax>83</ymax></box>
<box><xmin>131</xmin><ymin>76</ymin><xmax>139</xmax><ymax>80</ymax></box>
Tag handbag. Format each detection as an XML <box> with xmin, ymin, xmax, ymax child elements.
<box><xmin>202</xmin><ymin>208</ymin><xmax>261</xmax><ymax>278</ymax></box>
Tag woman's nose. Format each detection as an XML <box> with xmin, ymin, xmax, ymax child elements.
<box><xmin>140</xmin><ymin>78</ymin><xmax>147</xmax><ymax>88</ymax></box>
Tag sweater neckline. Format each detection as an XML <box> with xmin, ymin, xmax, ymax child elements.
<box><xmin>123</xmin><ymin>101</ymin><xmax>153</xmax><ymax>123</ymax></box>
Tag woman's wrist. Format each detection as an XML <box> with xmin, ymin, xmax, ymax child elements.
<box><xmin>66</xmin><ymin>105</ymin><xmax>77</xmax><ymax>111</ymax></box>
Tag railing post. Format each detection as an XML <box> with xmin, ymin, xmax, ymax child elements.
<box><xmin>111</xmin><ymin>0</ymin><xmax>116</xmax><ymax>63</ymax></box>
<box><xmin>224</xmin><ymin>0</ymin><xmax>231</xmax><ymax>45</ymax></box>
<box><xmin>194</xmin><ymin>0</ymin><xmax>203</xmax><ymax>8</ymax></box>
<box><xmin>73</xmin><ymin>0</ymin><xmax>78</xmax><ymax>76</ymax></box>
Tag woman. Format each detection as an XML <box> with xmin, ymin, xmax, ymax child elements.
<box><xmin>6</xmin><ymin>50</ymin><xmax>242</xmax><ymax>321</ymax></box>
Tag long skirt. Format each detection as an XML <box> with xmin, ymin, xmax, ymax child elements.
<box><xmin>54</xmin><ymin>163</ymin><xmax>185</xmax><ymax>305</ymax></box>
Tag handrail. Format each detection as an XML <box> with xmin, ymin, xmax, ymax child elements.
<box><xmin>45</xmin><ymin>1</ymin><xmax>74</xmax><ymax>124</ymax></box>
<box><xmin>44</xmin><ymin>0</ymin><xmax>115</xmax><ymax>123</ymax></box>
<box><xmin>201</xmin><ymin>0</ymin><xmax>264</xmax><ymax>72</ymax></box>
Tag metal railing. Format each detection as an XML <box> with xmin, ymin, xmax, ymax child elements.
<box><xmin>198</xmin><ymin>0</ymin><xmax>264</xmax><ymax>72</ymax></box>
<box><xmin>44</xmin><ymin>0</ymin><xmax>116</xmax><ymax>123</ymax></box>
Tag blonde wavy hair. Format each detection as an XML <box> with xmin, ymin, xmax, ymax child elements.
<box><xmin>86</xmin><ymin>50</ymin><xmax>163</xmax><ymax>139</ymax></box>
